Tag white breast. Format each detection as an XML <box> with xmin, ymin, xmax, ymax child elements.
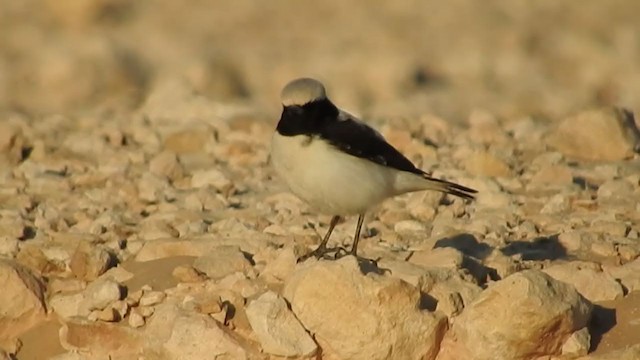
<box><xmin>270</xmin><ymin>133</ymin><xmax>397</xmax><ymax>215</ymax></box>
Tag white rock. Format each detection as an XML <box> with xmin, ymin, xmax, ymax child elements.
<box><xmin>246</xmin><ymin>291</ymin><xmax>317</xmax><ymax>357</ymax></box>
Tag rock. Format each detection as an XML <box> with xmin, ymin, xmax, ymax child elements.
<box><xmin>139</xmin><ymin>290</ymin><xmax>166</xmax><ymax>306</ymax></box>
<box><xmin>149</xmin><ymin>151</ymin><xmax>184</xmax><ymax>182</ymax></box>
<box><xmin>603</xmin><ymin>258</ymin><xmax>640</xmax><ymax>293</ymax></box>
<box><xmin>135</xmin><ymin>238</ymin><xmax>255</xmax><ymax>262</ymax></box>
<box><xmin>437</xmin><ymin>270</ymin><xmax>592</xmax><ymax>360</ymax></box>
<box><xmin>562</xmin><ymin>327</ymin><xmax>591</xmax><ymax>357</ymax></box>
<box><xmin>283</xmin><ymin>257</ymin><xmax>448</xmax><ymax>360</ymax></box>
<box><xmin>172</xmin><ymin>264</ymin><xmax>207</xmax><ymax>283</ymax></box>
<box><xmin>258</xmin><ymin>246</ymin><xmax>298</xmax><ymax>283</ymax></box>
<box><xmin>0</xmin><ymin>260</ymin><xmax>47</xmax><ymax>342</ymax></box>
<box><xmin>128</xmin><ymin>310</ymin><xmax>145</xmax><ymax>328</ymax></box>
<box><xmin>408</xmin><ymin>247</ymin><xmax>465</xmax><ymax>270</ymax></box>
<box><xmin>246</xmin><ymin>291</ymin><xmax>317</xmax><ymax>357</ymax></box>
<box><xmin>529</xmin><ymin>164</ymin><xmax>574</xmax><ymax>186</ymax></box>
<box><xmin>69</xmin><ymin>245</ymin><xmax>115</xmax><ymax>281</ymax></box>
<box><xmin>78</xmin><ymin>278</ymin><xmax>124</xmax><ymax>315</ymax></box>
<box><xmin>191</xmin><ymin>169</ymin><xmax>233</xmax><ymax>193</ymax></box>
<box><xmin>193</xmin><ymin>245</ymin><xmax>254</xmax><ymax>280</ymax></box>
<box><xmin>547</xmin><ymin>107</ymin><xmax>640</xmax><ymax>161</ymax></box>
<box><xmin>59</xmin><ymin>318</ymin><xmax>144</xmax><ymax>357</ymax></box>
<box><xmin>540</xmin><ymin>194</ymin><xmax>571</xmax><ymax>214</ymax></box>
<box><xmin>543</xmin><ymin>261</ymin><xmax>624</xmax><ymax>302</ymax></box>
<box><xmin>50</xmin><ymin>292</ymin><xmax>84</xmax><ymax>319</ymax></box>
<box><xmin>163</xmin><ymin>128</ymin><xmax>214</xmax><ymax>154</ymax></box>
<box><xmin>145</xmin><ymin>303</ymin><xmax>253</xmax><ymax>359</ymax></box>
<box><xmin>463</xmin><ymin>151</ymin><xmax>512</xmax><ymax>178</ymax></box>
<box><xmin>597</xmin><ymin>179</ymin><xmax>636</xmax><ymax>206</ymax></box>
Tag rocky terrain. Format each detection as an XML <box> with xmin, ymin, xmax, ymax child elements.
<box><xmin>1</xmin><ymin>1</ymin><xmax>640</xmax><ymax>359</ymax></box>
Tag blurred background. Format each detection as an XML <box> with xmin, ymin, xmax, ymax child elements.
<box><xmin>1</xmin><ymin>0</ymin><xmax>639</xmax><ymax>123</ymax></box>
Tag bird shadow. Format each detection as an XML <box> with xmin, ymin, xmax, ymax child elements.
<box><xmin>434</xmin><ymin>233</ymin><xmax>569</xmax><ymax>262</ymax></box>
<box><xmin>500</xmin><ymin>234</ymin><xmax>568</xmax><ymax>261</ymax></box>
<box><xmin>589</xmin><ymin>304</ymin><xmax>617</xmax><ymax>351</ymax></box>
<box><xmin>434</xmin><ymin>233</ymin><xmax>493</xmax><ymax>260</ymax></box>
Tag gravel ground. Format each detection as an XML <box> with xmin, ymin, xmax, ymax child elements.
<box><xmin>1</xmin><ymin>1</ymin><xmax>640</xmax><ymax>359</ymax></box>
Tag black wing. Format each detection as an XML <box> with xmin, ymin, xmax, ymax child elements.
<box><xmin>319</xmin><ymin>114</ymin><xmax>424</xmax><ymax>175</ymax></box>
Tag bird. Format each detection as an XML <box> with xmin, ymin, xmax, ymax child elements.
<box><xmin>270</xmin><ymin>77</ymin><xmax>477</xmax><ymax>262</ymax></box>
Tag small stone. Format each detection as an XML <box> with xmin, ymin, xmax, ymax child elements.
<box><xmin>139</xmin><ymin>290</ymin><xmax>166</xmax><ymax>306</ymax></box>
<box><xmin>529</xmin><ymin>164</ymin><xmax>574</xmax><ymax>186</ymax></box>
<box><xmin>547</xmin><ymin>107</ymin><xmax>640</xmax><ymax>161</ymax></box>
<box><xmin>543</xmin><ymin>261</ymin><xmax>624</xmax><ymax>302</ymax></box>
<box><xmin>191</xmin><ymin>169</ymin><xmax>233</xmax><ymax>194</ymax></box>
<box><xmin>128</xmin><ymin>310</ymin><xmax>145</xmax><ymax>328</ymax></box>
<box><xmin>246</xmin><ymin>291</ymin><xmax>317</xmax><ymax>357</ymax></box>
<box><xmin>149</xmin><ymin>151</ymin><xmax>184</xmax><ymax>182</ymax></box>
<box><xmin>562</xmin><ymin>327</ymin><xmax>591</xmax><ymax>357</ymax></box>
<box><xmin>172</xmin><ymin>264</ymin><xmax>207</xmax><ymax>283</ymax></box>
<box><xmin>69</xmin><ymin>245</ymin><xmax>115</xmax><ymax>281</ymax></box>
<box><xmin>597</xmin><ymin>179</ymin><xmax>635</xmax><ymax>205</ymax></box>
<box><xmin>79</xmin><ymin>278</ymin><xmax>123</xmax><ymax>314</ymax></box>
<box><xmin>97</xmin><ymin>307</ymin><xmax>118</xmax><ymax>322</ymax></box>
<box><xmin>193</xmin><ymin>245</ymin><xmax>254</xmax><ymax>280</ymax></box>
<box><xmin>463</xmin><ymin>151</ymin><xmax>512</xmax><ymax>178</ymax></box>
<box><xmin>540</xmin><ymin>194</ymin><xmax>571</xmax><ymax>214</ymax></box>
<box><xmin>50</xmin><ymin>293</ymin><xmax>84</xmax><ymax>319</ymax></box>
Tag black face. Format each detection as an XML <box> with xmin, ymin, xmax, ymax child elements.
<box><xmin>276</xmin><ymin>99</ymin><xmax>339</xmax><ymax>137</ymax></box>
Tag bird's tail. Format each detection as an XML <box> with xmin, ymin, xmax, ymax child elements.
<box><xmin>420</xmin><ymin>175</ymin><xmax>477</xmax><ymax>200</ymax></box>
<box><xmin>394</xmin><ymin>172</ymin><xmax>477</xmax><ymax>200</ymax></box>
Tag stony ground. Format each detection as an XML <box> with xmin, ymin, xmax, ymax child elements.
<box><xmin>1</xmin><ymin>1</ymin><xmax>640</xmax><ymax>360</ymax></box>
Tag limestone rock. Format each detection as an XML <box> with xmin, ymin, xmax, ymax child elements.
<box><xmin>283</xmin><ymin>257</ymin><xmax>448</xmax><ymax>360</ymax></box>
<box><xmin>437</xmin><ymin>270</ymin><xmax>592</xmax><ymax>360</ymax></box>
<box><xmin>246</xmin><ymin>291</ymin><xmax>317</xmax><ymax>357</ymax></box>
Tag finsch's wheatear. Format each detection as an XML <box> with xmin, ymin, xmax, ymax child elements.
<box><xmin>270</xmin><ymin>78</ymin><xmax>477</xmax><ymax>261</ymax></box>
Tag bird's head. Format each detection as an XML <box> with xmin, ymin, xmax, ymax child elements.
<box><xmin>280</xmin><ymin>78</ymin><xmax>327</xmax><ymax>107</ymax></box>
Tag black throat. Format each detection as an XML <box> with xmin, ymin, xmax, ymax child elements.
<box><xmin>276</xmin><ymin>99</ymin><xmax>339</xmax><ymax>137</ymax></box>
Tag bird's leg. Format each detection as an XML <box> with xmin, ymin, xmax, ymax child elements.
<box><xmin>297</xmin><ymin>215</ymin><xmax>342</xmax><ymax>262</ymax></box>
<box><xmin>334</xmin><ymin>214</ymin><xmax>384</xmax><ymax>269</ymax></box>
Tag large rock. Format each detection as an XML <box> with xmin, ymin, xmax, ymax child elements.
<box><xmin>246</xmin><ymin>291</ymin><xmax>317</xmax><ymax>357</ymax></box>
<box><xmin>547</xmin><ymin>107</ymin><xmax>640</xmax><ymax>161</ymax></box>
<box><xmin>0</xmin><ymin>260</ymin><xmax>47</xmax><ymax>343</ymax></box>
<box><xmin>437</xmin><ymin>270</ymin><xmax>592</xmax><ymax>360</ymax></box>
<box><xmin>283</xmin><ymin>257</ymin><xmax>447</xmax><ymax>360</ymax></box>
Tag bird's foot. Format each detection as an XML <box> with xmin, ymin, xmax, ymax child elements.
<box><xmin>297</xmin><ymin>245</ymin><xmax>347</xmax><ymax>263</ymax></box>
<box><xmin>333</xmin><ymin>248</ymin><xmax>390</xmax><ymax>274</ymax></box>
